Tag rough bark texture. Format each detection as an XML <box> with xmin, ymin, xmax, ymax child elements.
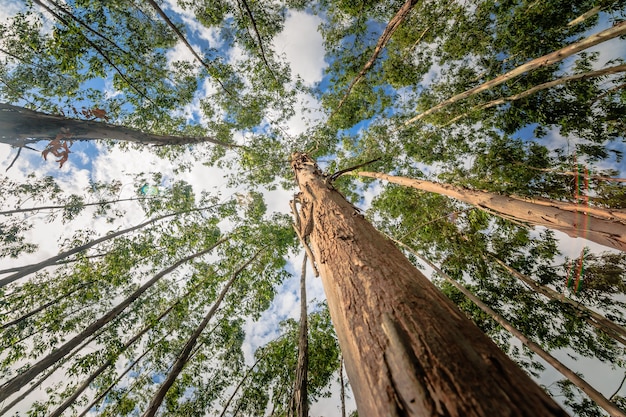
<box><xmin>406</xmin><ymin>247</ymin><xmax>625</xmax><ymax>417</ymax></box>
<box><xmin>359</xmin><ymin>171</ymin><xmax>626</xmax><ymax>252</ymax></box>
<box><xmin>291</xmin><ymin>152</ymin><xmax>568</xmax><ymax>417</ymax></box>
<box><xmin>0</xmin><ymin>103</ymin><xmax>237</xmax><ymax>148</ymax></box>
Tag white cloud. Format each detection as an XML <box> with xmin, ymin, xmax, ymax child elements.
<box><xmin>273</xmin><ymin>11</ymin><xmax>326</xmax><ymax>86</ymax></box>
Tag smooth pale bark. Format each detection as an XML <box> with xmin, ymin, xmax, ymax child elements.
<box><xmin>0</xmin><ymin>238</ymin><xmax>226</xmax><ymax>403</ymax></box>
<box><xmin>141</xmin><ymin>251</ymin><xmax>260</xmax><ymax>417</ymax></box>
<box><xmin>290</xmin><ymin>254</ymin><xmax>309</xmax><ymax>417</ymax></box>
<box><xmin>359</xmin><ymin>171</ymin><xmax>626</xmax><ymax>252</ymax></box>
<box><xmin>568</xmin><ymin>6</ymin><xmax>602</xmax><ymax>26</ymax></box>
<box><xmin>331</xmin><ymin>0</ymin><xmax>418</xmax><ymax>118</ymax></box>
<box><xmin>401</xmin><ymin>21</ymin><xmax>626</xmax><ymax>127</ymax></box>
<box><xmin>489</xmin><ymin>254</ymin><xmax>626</xmax><ymax>346</ymax></box>
<box><xmin>291</xmin><ymin>152</ymin><xmax>567</xmax><ymax>417</ymax></box>
<box><xmin>447</xmin><ymin>64</ymin><xmax>626</xmax><ymax>125</ymax></box>
<box><xmin>403</xmin><ymin>245</ymin><xmax>625</xmax><ymax>417</ymax></box>
<box><xmin>0</xmin><ymin>204</ymin><xmax>220</xmax><ymax>287</ymax></box>
<box><xmin>0</xmin><ymin>103</ymin><xmax>237</xmax><ymax>148</ymax></box>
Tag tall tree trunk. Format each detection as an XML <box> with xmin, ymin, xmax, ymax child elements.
<box><xmin>401</xmin><ymin>21</ymin><xmax>626</xmax><ymax>127</ymax></box>
<box><xmin>0</xmin><ymin>204</ymin><xmax>221</xmax><ymax>287</ymax></box>
<box><xmin>290</xmin><ymin>253</ymin><xmax>309</xmax><ymax>417</ymax></box>
<box><xmin>0</xmin><ymin>238</ymin><xmax>227</xmax><ymax>403</ymax></box>
<box><xmin>359</xmin><ymin>171</ymin><xmax>626</xmax><ymax>252</ymax></box>
<box><xmin>0</xmin><ymin>103</ymin><xmax>238</xmax><ymax>148</ymax></box>
<box><xmin>403</xmin><ymin>246</ymin><xmax>625</xmax><ymax>417</ymax></box>
<box><xmin>141</xmin><ymin>251</ymin><xmax>260</xmax><ymax>417</ymax></box>
<box><xmin>291</xmin><ymin>152</ymin><xmax>567</xmax><ymax>417</ymax></box>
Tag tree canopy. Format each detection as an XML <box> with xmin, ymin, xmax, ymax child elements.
<box><xmin>1</xmin><ymin>0</ymin><xmax>626</xmax><ymax>415</ymax></box>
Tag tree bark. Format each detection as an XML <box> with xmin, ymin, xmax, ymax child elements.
<box><xmin>0</xmin><ymin>103</ymin><xmax>238</xmax><ymax>148</ymax></box>
<box><xmin>339</xmin><ymin>356</ymin><xmax>346</xmax><ymax>417</ymax></box>
<box><xmin>290</xmin><ymin>253</ymin><xmax>309</xmax><ymax>417</ymax></box>
<box><xmin>141</xmin><ymin>251</ymin><xmax>260</xmax><ymax>417</ymax></box>
<box><xmin>404</xmin><ymin>246</ymin><xmax>625</xmax><ymax>417</ymax></box>
<box><xmin>0</xmin><ymin>197</ymin><xmax>150</xmax><ymax>216</ymax></box>
<box><xmin>291</xmin><ymin>152</ymin><xmax>567</xmax><ymax>417</ymax></box>
<box><xmin>359</xmin><ymin>171</ymin><xmax>626</xmax><ymax>252</ymax></box>
<box><xmin>401</xmin><ymin>21</ymin><xmax>626</xmax><ymax>127</ymax></box>
<box><xmin>0</xmin><ymin>238</ymin><xmax>227</xmax><ymax>403</ymax></box>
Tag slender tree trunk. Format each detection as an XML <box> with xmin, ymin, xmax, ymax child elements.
<box><xmin>489</xmin><ymin>254</ymin><xmax>626</xmax><ymax>345</ymax></box>
<box><xmin>0</xmin><ymin>238</ymin><xmax>227</xmax><ymax>403</ymax></box>
<box><xmin>0</xmin><ymin>204</ymin><xmax>221</xmax><ymax>287</ymax></box>
<box><xmin>359</xmin><ymin>171</ymin><xmax>626</xmax><ymax>252</ymax></box>
<box><xmin>0</xmin><ymin>103</ymin><xmax>238</xmax><ymax>148</ymax></box>
<box><xmin>402</xmin><ymin>21</ymin><xmax>626</xmax><ymax>126</ymax></box>
<box><xmin>218</xmin><ymin>353</ymin><xmax>266</xmax><ymax>417</ymax></box>
<box><xmin>291</xmin><ymin>152</ymin><xmax>567</xmax><ymax>417</ymax></box>
<box><xmin>447</xmin><ymin>64</ymin><xmax>626</xmax><ymax>125</ymax></box>
<box><xmin>0</xmin><ymin>197</ymin><xmax>150</xmax><ymax>216</ymax></box>
<box><xmin>142</xmin><ymin>251</ymin><xmax>260</xmax><ymax>417</ymax></box>
<box><xmin>290</xmin><ymin>254</ymin><xmax>309</xmax><ymax>417</ymax></box>
<box><xmin>331</xmin><ymin>0</ymin><xmax>418</xmax><ymax>118</ymax></box>
<box><xmin>47</xmin><ymin>272</ymin><xmax>212</xmax><ymax>417</ymax></box>
<box><xmin>404</xmin><ymin>246</ymin><xmax>625</xmax><ymax>417</ymax></box>
<box><xmin>0</xmin><ymin>253</ymin><xmax>105</xmax><ymax>275</ymax></box>
<box><xmin>339</xmin><ymin>356</ymin><xmax>346</xmax><ymax>417</ymax></box>
<box><xmin>1</xmin><ymin>280</ymin><xmax>94</xmax><ymax>329</ymax></box>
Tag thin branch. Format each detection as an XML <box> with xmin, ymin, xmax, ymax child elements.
<box><xmin>5</xmin><ymin>146</ymin><xmax>22</xmax><ymax>172</ymax></box>
<box><xmin>144</xmin><ymin>0</ymin><xmax>234</xmax><ymax>97</ymax></box>
<box><xmin>610</xmin><ymin>373</ymin><xmax>626</xmax><ymax>401</ymax></box>
<box><xmin>237</xmin><ymin>0</ymin><xmax>277</xmax><ymax>81</ymax></box>
<box><xmin>327</xmin><ymin>157</ymin><xmax>381</xmax><ymax>183</ymax></box>
<box><xmin>330</xmin><ymin>0</ymin><xmax>418</xmax><ymax>118</ymax></box>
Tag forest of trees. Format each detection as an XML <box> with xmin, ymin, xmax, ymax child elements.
<box><xmin>1</xmin><ymin>0</ymin><xmax>626</xmax><ymax>416</ymax></box>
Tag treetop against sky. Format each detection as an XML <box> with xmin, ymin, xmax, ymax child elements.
<box><xmin>1</xmin><ymin>0</ymin><xmax>626</xmax><ymax>415</ymax></box>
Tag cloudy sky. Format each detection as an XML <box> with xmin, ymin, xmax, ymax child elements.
<box><xmin>1</xmin><ymin>0</ymin><xmax>625</xmax><ymax>415</ymax></box>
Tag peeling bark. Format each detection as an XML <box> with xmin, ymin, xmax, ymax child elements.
<box><xmin>291</xmin><ymin>152</ymin><xmax>567</xmax><ymax>417</ymax></box>
<box><xmin>359</xmin><ymin>171</ymin><xmax>626</xmax><ymax>253</ymax></box>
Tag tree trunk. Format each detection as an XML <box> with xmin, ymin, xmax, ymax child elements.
<box><xmin>339</xmin><ymin>356</ymin><xmax>346</xmax><ymax>417</ymax></box>
<box><xmin>447</xmin><ymin>64</ymin><xmax>626</xmax><ymax>125</ymax></box>
<box><xmin>489</xmin><ymin>254</ymin><xmax>626</xmax><ymax>345</ymax></box>
<box><xmin>291</xmin><ymin>152</ymin><xmax>567</xmax><ymax>417</ymax></box>
<box><xmin>359</xmin><ymin>171</ymin><xmax>626</xmax><ymax>252</ymax></box>
<box><xmin>0</xmin><ymin>197</ymin><xmax>150</xmax><ymax>216</ymax></box>
<box><xmin>404</xmin><ymin>246</ymin><xmax>625</xmax><ymax>417</ymax></box>
<box><xmin>141</xmin><ymin>251</ymin><xmax>260</xmax><ymax>417</ymax></box>
<box><xmin>0</xmin><ymin>238</ymin><xmax>227</xmax><ymax>403</ymax></box>
<box><xmin>290</xmin><ymin>254</ymin><xmax>309</xmax><ymax>417</ymax></box>
<box><xmin>0</xmin><ymin>204</ymin><xmax>221</xmax><ymax>287</ymax></box>
<box><xmin>0</xmin><ymin>103</ymin><xmax>238</xmax><ymax>148</ymax></box>
<box><xmin>401</xmin><ymin>20</ymin><xmax>626</xmax><ymax>127</ymax></box>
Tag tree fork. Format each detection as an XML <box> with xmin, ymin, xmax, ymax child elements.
<box><xmin>290</xmin><ymin>152</ymin><xmax>568</xmax><ymax>417</ymax></box>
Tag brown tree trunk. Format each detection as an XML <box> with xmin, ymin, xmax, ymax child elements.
<box><xmin>358</xmin><ymin>171</ymin><xmax>626</xmax><ymax>252</ymax></box>
<box><xmin>141</xmin><ymin>251</ymin><xmax>260</xmax><ymax>417</ymax></box>
<box><xmin>290</xmin><ymin>254</ymin><xmax>309</xmax><ymax>417</ymax></box>
<box><xmin>403</xmin><ymin>246</ymin><xmax>625</xmax><ymax>417</ymax></box>
<box><xmin>339</xmin><ymin>356</ymin><xmax>346</xmax><ymax>417</ymax></box>
<box><xmin>291</xmin><ymin>152</ymin><xmax>567</xmax><ymax>417</ymax></box>
<box><xmin>0</xmin><ymin>238</ymin><xmax>227</xmax><ymax>403</ymax></box>
<box><xmin>0</xmin><ymin>103</ymin><xmax>238</xmax><ymax>148</ymax></box>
